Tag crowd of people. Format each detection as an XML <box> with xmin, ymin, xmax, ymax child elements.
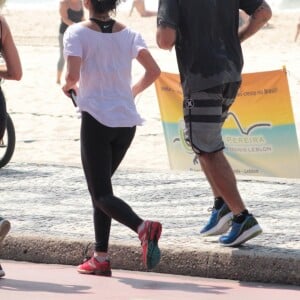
<box><xmin>2</xmin><ymin>0</ymin><xmax>288</xmax><ymax>279</ymax></box>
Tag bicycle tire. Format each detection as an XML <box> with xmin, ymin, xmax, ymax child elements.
<box><xmin>0</xmin><ymin>114</ymin><xmax>16</xmax><ymax>168</ymax></box>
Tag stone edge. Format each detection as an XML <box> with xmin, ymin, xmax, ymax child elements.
<box><xmin>1</xmin><ymin>236</ymin><xmax>299</xmax><ymax>286</ymax></box>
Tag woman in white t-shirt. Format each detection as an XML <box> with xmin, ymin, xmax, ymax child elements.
<box><xmin>62</xmin><ymin>0</ymin><xmax>161</xmax><ymax>276</ymax></box>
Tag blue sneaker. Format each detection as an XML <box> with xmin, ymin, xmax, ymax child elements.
<box><xmin>219</xmin><ymin>214</ymin><xmax>262</xmax><ymax>247</ymax></box>
<box><xmin>200</xmin><ymin>203</ymin><xmax>233</xmax><ymax>236</ymax></box>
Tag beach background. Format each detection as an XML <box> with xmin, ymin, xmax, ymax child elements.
<box><xmin>1</xmin><ymin>0</ymin><xmax>300</xmax><ymax>173</ymax></box>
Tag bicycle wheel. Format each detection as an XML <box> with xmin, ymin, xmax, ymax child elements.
<box><xmin>0</xmin><ymin>114</ymin><xmax>16</xmax><ymax>168</ymax></box>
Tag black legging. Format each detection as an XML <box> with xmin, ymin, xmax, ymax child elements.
<box><xmin>80</xmin><ymin>112</ymin><xmax>143</xmax><ymax>252</ymax></box>
<box><xmin>0</xmin><ymin>87</ymin><xmax>7</xmax><ymax>140</ymax></box>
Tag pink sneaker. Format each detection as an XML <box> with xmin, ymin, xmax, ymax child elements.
<box><xmin>77</xmin><ymin>257</ymin><xmax>112</xmax><ymax>276</ymax></box>
<box><xmin>138</xmin><ymin>221</ymin><xmax>162</xmax><ymax>269</ymax></box>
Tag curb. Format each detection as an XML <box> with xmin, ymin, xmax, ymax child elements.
<box><xmin>1</xmin><ymin>236</ymin><xmax>299</xmax><ymax>286</ymax></box>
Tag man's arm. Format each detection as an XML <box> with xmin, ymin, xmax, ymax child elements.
<box><xmin>156</xmin><ymin>24</ymin><xmax>176</xmax><ymax>50</ymax></box>
<box><xmin>239</xmin><ymin>1</ymin><xmax>272</xmax><ymax>43</ymax></box>
<box><xmin>156</xmin><ymin>0</ymin><xmax>178</xmax><ymax>50</ymax></box>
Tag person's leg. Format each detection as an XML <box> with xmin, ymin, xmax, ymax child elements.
<box><xmin>202</xmin><ymin>85</ymin><xmax>262</xmax><ymax>246</ymax></box>
<box><xmin>184</xmin><ymin>86</ymin><xmax>234</xmax><ymax>235</ymax></box>
<box><xmin>57</xmin><ymin>34</ymin><xmax>65</xmax><ymax>84</ymax></box>
<box><xmin>295</xmin><ymin>23</ymin><xmax>300</xmax><ymax>42</ymax></box>
<box><xmin>203</xmin><ymin>82</ymin><xmax>245</xmax><ymax>214</ymax></box>
<box><xmin>0</xmin><ymin>215</ymin><xmax>10</xmax><ymax>244</ymax></box>
<box><xmin>0</xmin><ymin>88</ymin><xmax>7</xmax><ymax>140</ymax></box>
<box><xmin>131</xmin><ymin>0</ymin><xmax>157</xmax><ymax>17</ymax></box>
<box><xmin>199</xmin><ymin>151</ymin><xmax>245</xmax><ymax>214</ymax></box>
<box><xmin>0</xmin><ymin>213</ymin><xmax>11</xmax><ymax>278</ymax></box>
<box><xmin>79</xmin><ymin>113</ymin><xmax>161</xmax><ymax>272</ymax></box>
<box><xmin>184</xmin><ymin>83</ymin><xmax>262</xmax><ymax>245</ymax></box>
<box><xmin>79</xmin><ymin>113</ymin><xmax>127</xmax><ymax>275</ymax></box>
<box><xmin>198</xmin><ymin>153</ymin><xmax>235</xmax><ymax>236</ymax></box>
<box><xmin>109</xmin><ymin>125</ymin><xmax>162</xmax><ymax>269</ymax></box>
<box><xmin>80</xmin><ymin>113</ymin><xmax>142</xmax><ymax>249</ymax></box>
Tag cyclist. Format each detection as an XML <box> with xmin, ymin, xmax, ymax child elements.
<box><xmin>0</xmin><ymin>0</ymin><xmax>22</xmax><ymax>278</ymax></box>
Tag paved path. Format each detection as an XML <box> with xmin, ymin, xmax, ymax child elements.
<box><xmin>0</xmin><ymin>260</ymin><xmax>299</xmax><ymax>300</ymax></box>
<box><xmin>0</xmin><ymin>162</ymin><xmax>300</xmax><ymax>285</ymax></box>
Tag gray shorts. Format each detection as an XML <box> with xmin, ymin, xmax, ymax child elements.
<box><xmin>183</xmin><ymin>81</ymin><xmax>241</xmax><ymax>154</ymax></box>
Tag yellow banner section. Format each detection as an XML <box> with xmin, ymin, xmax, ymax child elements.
<box><xmin>155</xmin><ymin>68</ymin><xmax>300</xmax><ymax>178</ymax></box>
<box><xmin>155</xmin><ymin>72</ymin><xmax>184</xmax><ymax>123</ymax></box>
<box><xmin>229</xmin><ymin>68</ymin><xmax>294</xmax><ymax>127</ymax></box>
<box><xmin>155</xmin><ymin>69</ymin><xmax>294</xmax><ymax>125</ymax></box>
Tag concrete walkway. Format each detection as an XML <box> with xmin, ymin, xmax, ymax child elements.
<box><xmin>1</xmin><ymin>260</ymin><xmax>300</xmax><ymax>300</ymax></box>
<box><xmin>0</xmin><ymin>162</ymin><xmax>299</xmax><ymax>285</ymax></box>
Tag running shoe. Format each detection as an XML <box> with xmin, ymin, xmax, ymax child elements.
<box><xmin>77</xmin><ymin>257</ymin><xmax>112</xmax><ymax>276</ymax></box>
<box><xmin>0</xmin><ymin>217</ymin><xmax>11</xmax><ymax>243</ymax></box>
<box><xmin>0</xmin><ymin>264</ymin><xmax>5</xmax><ymax>278</ymax></box>
<box><xmin>200</xmin><ymin>203</ymin><xmax>233</xmax><ymax>236</ymax></box>
<box><xmin>138</xmin><ymin>221</ymin><xmax>162</xmax><ymax>270</ymax></box>
<box><xmin>219</xmin><ymin>214</ymin><xmax>262</xmax><ymax>247</ymax></box>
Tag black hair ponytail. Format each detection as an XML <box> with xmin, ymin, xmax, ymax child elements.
<box><xmin>90</xmin><ymin>0</ymin><xmax>121</xmax><ymax>14</ymax></box>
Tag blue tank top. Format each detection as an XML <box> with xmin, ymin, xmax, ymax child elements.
<box><xmin>59</xmin><ymin>8</ymin><xmax>84</xmax><ymax>34</ymax></box>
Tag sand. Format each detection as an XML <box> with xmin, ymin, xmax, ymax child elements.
<box><xmin>1</xmin><ymin>7</ymin><xmax>300</xmax><ymax>171</ymax></box>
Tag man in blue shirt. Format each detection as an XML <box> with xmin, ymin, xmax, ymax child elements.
<box><xmin>156</xmin><ymin>0</ymin><xmax>272</xmax><ymax>247</ymax></box>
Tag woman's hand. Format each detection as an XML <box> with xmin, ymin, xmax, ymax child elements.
<box><xmin>62</xmin><ymin>84</ymin><xmax>78</xmax><ymax>98</ymax></box>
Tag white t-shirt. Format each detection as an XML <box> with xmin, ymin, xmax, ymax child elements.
<box><xmin>63</xmin><ymin>23</ymin><xmax>147</xmax><ymax>127</ymax></box>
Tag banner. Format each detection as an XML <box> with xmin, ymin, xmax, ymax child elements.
<box><xmin>155</xmin><ymin>68</ymin><xmax>300</xmax><ymax>178</ymax></box>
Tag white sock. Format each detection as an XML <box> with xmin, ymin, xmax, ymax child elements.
<box><xmin>94</xmin><ymin>254</ymin><xmax>108</xmax><ymax>263</ymax></box>
<box><xmin>137</xmin><ymin>221</ymin><xmax>146</xmax><ymax>234</ymax></box>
